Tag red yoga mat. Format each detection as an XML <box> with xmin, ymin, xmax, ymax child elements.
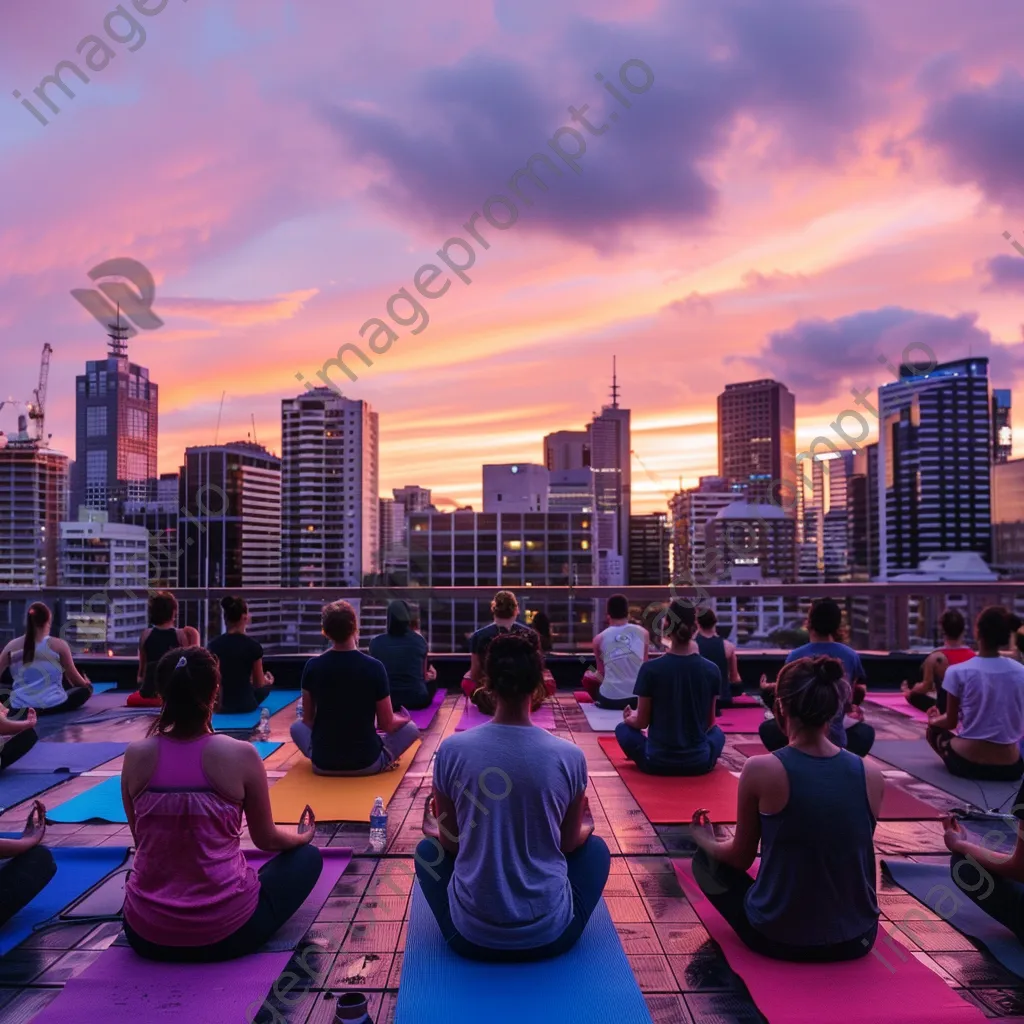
<box><xmin>598</xmin><ymin>736</ymin><xmax>740</xmax><ymax>823</ymax></box>
<box><xmin>574</xmin><ymin>690</ymin><xmax>594</xmax><ymax>704</ymax></box>
<box><xmin>718</xmin><ymin>706</ymin><xmax>768</xmax><ymax>732</ymax></box>
<box><xmin>733</xmin><ymin>742</ymin><xmax>940</xmax><ymax>820</ymax></box>
<box><xmin>673</xmin><ymin>860</ymin><xmax>985</xmax><ymax>1023</ymax></box>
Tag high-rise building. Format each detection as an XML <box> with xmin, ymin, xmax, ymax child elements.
<box><xmin>393</xmin><ymin>485</ymin><xmax>433</xmax><ymax>515</ymax></box>
<box><xmin>123</xmin><ymin>471</ymin><xmax>180</xmax><ymax>588</ymax></box>
<box><xmin>993</xmin><ymin>389</ymin><xmax>1012</xmax><ymax>464</ymax></box>
<box><xmin>59</xmin><ymin>509</ymin><xmax>148</xmax><ymax>649</ymax></box>
<box><xmin>628</xmin><ymin>513</ymin><xmax>671</xmax><ymax>585</ymax></box>
<box><xmin>717</xmin><ymin>379</ymin><xmax>796</xmax><ymax>511</ymax></box>
<box><xmin>877</xmin><ymin>357</ymin><xmax>992</xmax><ymax>576</ymax></box>
<box><xmin>706</xmin><ymin>502</ymin><xmax>797</xmax><ymax>583</ymax></box>
<box><xmin>668</xmin><ymin>477</ymin><xmax>742</xmax><ymax>583</ymax></box>
<box><xmin>548</xmin><ymin>469</ymin><xmax>595</xmax><ymax>513</ymax></box>
<box><xmin>378</xmin><ymin>497</ymin><xmax>408</xmax><ymax>578</ymax></box>
<box><xmin>180</xmin><ymin>442</ymin><xmax>282</xmax><ymax>646</ymax></box>
<box><xmin>847</xmin><ymin>443</ymin><xmax>879</xmax><ymax>581</ymax></box>
<box><xmin>799</xmin><ymin>451</ymin><xmax>855</xmax><ymax>583</ymax></box>
<box><xmin>281</xmin><ymin>388</ymin><xmax>379</xmax><ymax>649</ymax></box>
<box><xmin>483</xmin><ymin>464</ymin><xmax>549</xmax><ymax>514</ymax></box>
<box><xmin>71</xmin><ymin>316</ymin><xmax>158</xmax><ymax>521</ymax></box>
<box><xmin>0</xmin><ymin>435</ymin><xmax>68</xmax><ymax>587</ymax></box>
<box><xmin>993</xmin><ymin>457</ymin><xmax>1024</xmax><ymax>574</ymax></box>
<box><xmin>543</xmin><ymin>430</ymin><xmax>590</xmax><ymax>472</ymax></box>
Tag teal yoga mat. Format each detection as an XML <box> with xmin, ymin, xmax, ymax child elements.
<box><xmin>212</xmin><ymin>691</ymin><xmax>298</xmax><ymax>730</ymax></box>
<box><xmin>0</xmin><ymin>844</ymin><xmax>130</xmax><ymax>956</ymax></box>
<box><xmin>398</xmin><ymin>886</ymin><xmax>653</xmax><ymax>1024</ymax></box>
<box><xmin>47</xmin><ymin>741</ymin><xmax>283</xmax><ymax>823</ymax></box>
<box><xmin>90</xmin><ymin>682</ymin><xmax>117</xmax><ymax>694</ymax></box>
<box><xmin>884</xmin><ymin>857</ymin><xmax>1024</xmax><ymax>979</ymax></box>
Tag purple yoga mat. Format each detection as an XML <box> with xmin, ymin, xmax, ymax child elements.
<box><xmin>868</xmin><ymin>693</ymin><xmax>931</xmax><ymax>724</ymax></box>
<box><xmin>407</xmin><ymin>689</ymin><xmax>447</xmax><ymax>729</ymax></box>
<box><xmin>456</xmin><ymin>701</ymin><xmax>556</xmax><ymax>731</ymax></box>
<box><xmin>33</xmin><ymin>848</ymin><xmax>354</xmax><ymax>1024</ymax></box>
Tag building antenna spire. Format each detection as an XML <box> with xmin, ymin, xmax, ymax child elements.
<box><xmin>106</xmin><ymin>303</ymin><xmax>129</xmax><ymax>359</ymax></box>
<box><xmin>610</xmin><ymin>355</ymin><xmax>619</xmax><ymax>409</ymax></box>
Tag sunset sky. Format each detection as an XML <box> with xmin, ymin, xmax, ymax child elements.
<box><xmin>3</xmin><ymin>0</ymin><xmax>1024</xmax><ymax>512</ymax></box>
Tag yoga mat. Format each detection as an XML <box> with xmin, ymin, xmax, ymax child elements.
<box><xmin>733</xmin><ymin>741</ymin><xmax>940</xmax><ymax>820</ymax></box>
<box><xmin>90</xmin><ymin>682</ymin><xmax>118</xmax><ymax>694</ymax></box>
<box><xmin>673</xmin><ymin>860</ymin><xmax>985</xmax><ymax>1023</ymax></box>
<box><xmin>718</xmin><ymin>707</ymin><xmax>769</xmax><ymax>733</ymax></box>
<box><xmin>728</xmin><ymin>695</ymin><xmax>763</xmax><ymax>707</ymax></box>
<box><xmin>7</xmin><ymin>740</ymin><xmax>127</xmax><ymax>774</ymax></box>
<box><xmin>884</xmin><ymin>857</ymin><xmax>1024</xmax><ymax>979</ymax></box>
<box><xmin>868</xmin><ymin>693</ymin><xmax>931</xmax><ymax>724</ymax></box>
<box><xmin>211</xmin><ymin>689</ymin><xmax>298</xmax><ymax>730</ymax></box>
<box><xmin>0</xmin><ymin>772</ymin><xmax>67</xmax><ymax>812</ymax></box>
<box><xmin>62</xmin><ymin>859</ymin><xmax>133</xmax><ymax>918</ymax></box>
<box><xmin>269</xmin><ymin>740</ymin><xmax>421</xmax><ymax>823</ymax></box>
<box><xmin>398</xmin><ymin>885</ymin><xmax>653</xmax><ymax>1024</ymax></box>
<box><xmin>48</xmin><ymin>742</ymin><xmax>284</xmax><ymax>823</ymax></box>
<box><xmin>407</xmin><ymin>688</ymin><xmax>447</xmax><ymax>730</ymax></box>
<box><xmin>574</xmin><ymin>690</ymin><xmax>594</xmax><ymax>704</ymax></box>
<box><xmin>580</xmin><ymin>703</ymin><xmax>624</xmax><ymax>732</ymax></box>
<box><xmin>871</xmin><ymin>740</ymin><xmax>1021</xmax><ymax>813</ymax></box>
<box><xmin>0</xmin><ymin>845</ymin><xmax>130</xmax><ymax>957</ymax></box>
<box><xmin>456</xmin><ymin>703</ymin><xmax>556</xmax><ymax>731</ymax></box>
<box><xmin>598</xmin><ymin>736</ymin><xmax>740</xmax><ymax>823</ymax></box>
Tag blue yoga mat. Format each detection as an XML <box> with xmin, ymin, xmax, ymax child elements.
<box><xmin>90</xmin><ymin>682</ymin><xmax>118</xmax><ymax>694</ymax></box>
<box><xmin>7</xmin><ymin>741</ymin><xmax>127</xmax><ymax>774</ymax></box>
<box><xmin>0</xmin><ymin>845</ymin><xmax>129</xmax><ymax>956</ymax></box>
<box><xmin>870</xmin><ymin>739</ymin><xmax>1021</xmax><ymax>813</ymax></box>
<box><xmin>212</xmin><ymin>691</ymin><xmax>298</xmax><ymax>731</ymax></box>
<box><xmin>0</xmin><ymin>772</ymin><xmax>68</xmax><ymax>814</ymax></box>
<box><xmin>47</xmin><ymin>741</ymin><xmax>283</xmax><ymax>823</ymax></box>
<box><xmin>398</xmin><ymin>886</ymin><xmax>653</xmax><ymax>1024</ymax></box>
<box><xmin>884</xmin><ymin>857</ymin><xmax>1024</xmax><ymax>978</ymax></box>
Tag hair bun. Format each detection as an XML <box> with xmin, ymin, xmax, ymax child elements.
<box><xmin>817</xmin><ymin>658</ymin><xmax>845</xmax><ymax>686</ymax></box>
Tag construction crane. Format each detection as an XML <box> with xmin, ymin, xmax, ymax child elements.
<box><xmin>0</xmin><ymin>343</ymin><xmax>52</xmax><ymax>446</ymax></box>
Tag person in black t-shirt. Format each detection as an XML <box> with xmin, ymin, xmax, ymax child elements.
<box><xmin>943</xmin><ymin>780</ymin><xmax>1024</xmax><ymax>941</ymax></box>
<box><xmin>369</xmin><ymin>600</ymin><xmax>436</xmax><ymax>711</ymax></box>
<box><xmin>290</xmin><ymin>601</ymin><xmax>420</xmax><ymax>775</ymax></box>
<box><xmin>207</xmin><ymin>596</ymin><xmax>274</xmax><ymax>714</ymax></box>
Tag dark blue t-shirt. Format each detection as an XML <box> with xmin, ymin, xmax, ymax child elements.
<box><xmin>368</xmin><ymin>631</ymin><xmax>429</xmax><ymax>709</ymax></box>
<box><xmin>300</xmin><ymin>649</ymin><xmax>388</xmax><ymax>771</ymax></box>
<box><xmin>634</xmin><ymin>653</ymin><xmax>721</xmax><ymax>768</ymax></box>
<box><xmin>784</xmin><ymin>641</ymin><xmax>866</xmax><ymax>747</ymax></box>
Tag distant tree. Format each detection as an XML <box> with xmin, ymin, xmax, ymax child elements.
<box><xmin>767</xmin><ymin>627</ymin><xmax>808</xmax><ymax>650</ymax></box>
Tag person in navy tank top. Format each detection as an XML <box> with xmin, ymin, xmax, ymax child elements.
<box><xmin>691</xmin><ymin>655</ymin><xmax>885</xmax><ymax>961</ymax></box>
<box><xmin>694</xmin><ymin>608</ymin><xmax>741</xmax><ymax>711</ymax></box>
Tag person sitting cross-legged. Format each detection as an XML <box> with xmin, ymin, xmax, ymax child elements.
<box><xmin>415</xmin><ymin>632</ymin><xmax>610</xmax><ymax>961</ymax></box>
<box><xmin>614</xmin><ymin>599</ymin><xmax>725</xmax><ymax>776</ymax></box>
<box><xmin>901</xmin><ymin>608</ymin><xmax>974</xmax><ymax>714</ymax></box>
<box><xmin>583</xmin><ymin>595</ymin><xmax>648</xmax><ymax>711</ymax></box>
<box><xmin>0</xmin><ymin>801</ymin><xmax>56</xmax><ymax>930</ymax></box>
<box><xmin>691</xmin><ymin>655</ymin><xmax>885</xmax><ymax>961</ymax></box>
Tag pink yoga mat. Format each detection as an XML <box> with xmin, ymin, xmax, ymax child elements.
<box><xmin>574</xmin><ymin>690</ymin><xmax>594</xmax><ymax>704</ymax></box>
<box><xmin>33</xmin><ymin>848</ymin><xmax>353</xmax><ymax>1024</ymax></box>
<box><xmin>674</xmin><ymin>860</ymin><xmax>985</xmax><ymax>1023</ymax></box>
<box><xmin>405</xmin><ymin>689</ymin><xmax>448</xmax><ymax>729</ymax></box>
<box><xmin>456</xmin><ymin>701</ymin><xmax>556</xmax><ymax>731</ymax></box>
<box><xmin>718</xmin><ymin>707</ymin><xmax>768</xmax><ymax>733</ymax></box>
<box><xmin>868</xmin><ymin>693</ymin><xmax>931</xmax><ymax>724</ymax></box>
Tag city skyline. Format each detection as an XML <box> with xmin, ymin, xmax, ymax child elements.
<box><xmin>4</xmin><ymin>2</ymin><xmax>1024</xmax><ymax>513</ymax></box>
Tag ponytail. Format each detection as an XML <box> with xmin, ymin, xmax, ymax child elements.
<box><xmin>23</xmin><ymin>603</ymin><xmax>51</xmax><ymax>666</ymax></box>
<box><xmin>147</xmin><ymin>647</ymin><xmax>219</xmax><ymax>737</ymax></box>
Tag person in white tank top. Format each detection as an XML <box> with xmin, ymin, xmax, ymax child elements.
<box><xmin>587</xmin><ymin>596</ymin><xmax>649</xmax><ymax>709</ymax></box>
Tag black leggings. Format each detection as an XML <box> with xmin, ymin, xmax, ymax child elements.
<box><xmin>926</xmin><ymin>727</ymin><xmax>1024</xmax><ymax>781</ymax></box>
<box><xmin>692</xmin><ymin>849</ymin><xmax>877</xmax><ymax>961</ymax></box>
<box><xmin>0</xmin><ymin>728</ymin><xmax>38</xmax><ymax>768</ymax></box>
<box><xmin>0</xmin><ymin>846</ymin><xmax>57</xmax><ymax>928</ymax></box>
<box><xmin>951</xmin><ymin>852</ymin><xmax>1024</xmax><ymax>941</ymax></box>
<box><xmin>391</xmin><ymin>680</ymin><xmax>439</xmax><ymax>712</ymax></box>
<box><xmin>594</xmin><ymin>694</ymin><xmax>637</xmax><ymax>711</ymax></box>
<box><xmin>123</xmin><ymin>844</ymin><xmax>323</xmax><ymax>963</ymax></box>
<box><xmin>35</xmin><ymin>686</ymin><xmax>92</xmax><ymax>715</ymax></box>
<box><xmin>759</xmin><ymin>717</ymin><xmax>876</xmax><ymax>758</ymax></box>
<box><xmin>907</xmin><ymin>688</ymin><xmax>947</xmax><ymax>715</ymax></box>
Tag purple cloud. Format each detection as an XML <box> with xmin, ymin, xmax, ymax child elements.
<box><xmin>982</xmin><ymin>253</ymin><xmax>1024</xmax><ymax>292</ymax></box>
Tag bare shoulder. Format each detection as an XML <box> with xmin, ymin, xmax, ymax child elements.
<box><xmin>740</xmin><ymin>752</ymin><xmax>782</xmax><ymax>787</ymax></box>
<box><xmin>123</xmin><ymin>736</ymin><xmax>160</xmax><ymax>787</ymax></box>
<box><xmin>139</xmin><ymin>628</ymin><xmax>151</xmax><ymax>645</ymax></box>
<box><xmin>48</xmin><ymin>636</ymin><xmax>72</xmax><ymax>657</ymax></box>
<box><xmin>207</xmin><ymin>733</ymin><xmax>259</xmax><ymax>760</ymax></box>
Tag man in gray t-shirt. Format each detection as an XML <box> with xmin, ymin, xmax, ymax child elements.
<box><xmin>432</xmin><ymin>723</ymin><xmax>587</xmax><ymax>950</ymax></box>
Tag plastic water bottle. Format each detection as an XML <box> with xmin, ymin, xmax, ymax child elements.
<box><xmin>369</xmin><ymin>796</ymin><xmax>388</xmax><ymax>852</ymax></box>
<box><xmin>259</xmin><ymin>707</ymin><xmax>271</xmax><ymax>738</ymax></box>
<box><xmin>333</xmin><ymin>990</ymin><xmax>372</xmax><ymax>1023</ymax></box>
<box><xmin>296</xmin><ymin>697</ymin><xmax>304</xmax><ymax>721</ymax></box>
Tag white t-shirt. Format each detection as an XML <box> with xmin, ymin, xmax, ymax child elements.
<box><xmin>9</xmin><ymin>636</ymin><xmax>67</xmax><ymax>710</ymax></box>
<box><xmin>942</xmin><ymin>656</ymin><xmax>1024</xmax><ymax>744</ymax></box>
<box><xmin>596</xmin><ymin>624</ymin><xmax>647</xmax><ymax>701</ymax></box>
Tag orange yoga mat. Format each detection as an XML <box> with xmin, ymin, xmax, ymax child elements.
<box><xmin>598</xmin><ymin>736</ymin><xmax>740</xmax><ymax>823</ymax></box>
<box><xmin>733</xmin><ymin>742</ymin><xmax>940</xmax><ymax>820</ymax></box>
<box><xmin>268</xmin><ymin>741</ymin><xmax>420</xmax><ymax>823</ymax></box>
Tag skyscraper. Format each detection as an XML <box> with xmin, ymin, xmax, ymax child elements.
<box><xmin>543</xmin><ymin>430</ymin><xmax>590</xmax><ymax>472</ymax></box>
<box><xmin>877</xmin><ymin>357</ymin><xmax>992</xmax><ymax>575</ymax></box>
<box><xmin>179</xmin><ymin>442</ymin><xmax>282</xmax><ymax>645</ymax></box>
<box><xmin>799</xmin><ymin>451</ymin><xmax>855</xmax><ymax>583</ymax></box>
<box><xmin>628</xmin><ymin>512</ymin><xmax>671</xmax><ymax>585</ymax></box>
<box><xmin>483</xmin><ymin>464</ymin><xmax>549</xmax><ymax>513</ymax></box>
<box><xmin>668</xmin><ymin>477</ymin><xmax>741</xmax><ymax>583</ymax></box>
<box><xmin>71</xmin><ymin>316</ymin><xmax>158</xmax><ymax>521</ymax></box>
<box><xmin>717</xmin><ymin>379</ymin><xmax>796</xmax><ymax>511</ymax></box>
<box><xmin>993</xmin><ymin>389</ymin><xmax>1012</xmax><ymax>464</ymax></box>
<box><xmin>393</xmin><ymin>485</ymin><xmax>433</xmax><ymax>515</ymax></box>
<box><xmin>281</xmin><ymin>388</ymin><xmax>379</xmax><ymax>648</ymax></box>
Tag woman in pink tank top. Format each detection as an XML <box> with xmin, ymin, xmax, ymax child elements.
<box><xmin>121</xmin><ymin>647</ymin><xmax>322</xmax><ymax>962</ymax></box>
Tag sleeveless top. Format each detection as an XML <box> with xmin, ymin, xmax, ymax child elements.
<box><xmin>597</xmin><ymin>624</ymin><xmax>648</xmax><ymax>701</ymax></box>
<box><xmin>141</xmin><ymin>627</ymin><xmax>183</xmax><ymax>696</ymax></box>
<box><xmin>123</xmin><ymin>735</ymin><xmax>260</xmax><ymax>946</ymax></box>
<box><xmin>694</xmin><ymin>634</ymin><xmax>730</xmax><ymax>703</ymax></box>
<box><xmin>9</xmin><ymin>636</ymin><xmax>67</xmax><ymax>710</ymax></box>
<box><xmin>745</xmin><ymin>746</ymin><xmax>878</xmax><ymax>946</ymax></box>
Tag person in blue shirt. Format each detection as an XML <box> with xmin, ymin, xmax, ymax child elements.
<box><xmin>614</xmin><ymin>600</ymin><xmax>725</xmax><ymax>775</ymax></box>
<box><xmin>758</xmin><ymin>598</ymin><xmax>874</xmax><ymax>757</ymax></box>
